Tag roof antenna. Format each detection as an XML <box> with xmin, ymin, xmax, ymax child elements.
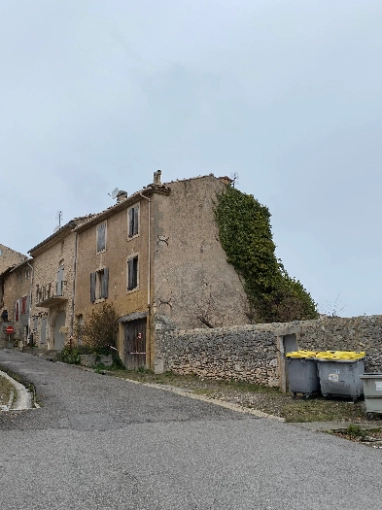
<box><xmin>231</xmin><ymin>172</ymin><xmax>239</xmax><ymax>188</ymax></box>
<box><xmin>109</xmin><ymin>187</ymin><xmax>119</xmax><ymax>200</ymax></box>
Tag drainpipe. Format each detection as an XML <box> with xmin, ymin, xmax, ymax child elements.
<box><xmin>139</xmin><ymin>191</ymin><xmax>152</xmax><ymax>369</ymax></box>
<box><xmin>139</xmin><ymin>192</ymin><xmax>151</xmax><ymax>307</ymax></box>
<box><xmin>70</xmin><ymin>233</ymin><xmax>78</xmax><ymax>337</ymax></box>
<box><xmin>26</xmin><ymin>261</ymin><xmax>34</xmax><ymax>346</ymax></box>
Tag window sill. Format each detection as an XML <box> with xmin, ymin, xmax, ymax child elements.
<box><xmin>127</xmin><ymin>287</ymin><xmax>139</xmax><ymax>294</ymax></box>
<box><xmin>127</xmin><ymin>234</ymin><xmax>140</xmax><ymax>242</ymax></box>
<box><xmin>94</xmin><ymin>298</ymin><xmax>106</xmax><ymax>304</ymax></box>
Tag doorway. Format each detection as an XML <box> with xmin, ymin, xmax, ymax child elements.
<box><xmin>124</xmin><ymin>318</ymin><xmax>147</xmax><ymax>370</ymax></box>
<box><xmin>53</xmin><ymin>311</ymin><xmax>66</xmax><ymax>350</ymax></box>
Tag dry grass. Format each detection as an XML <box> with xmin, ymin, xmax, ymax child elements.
<box><xmin>109</xmin><ymin>370</ymin><xmax>367</xmax><ymax>423</ymax></box>
<box><xmin>0</xmin><ymin>375</ymin><xmax>14</xmax><ymax>407</ymax></box>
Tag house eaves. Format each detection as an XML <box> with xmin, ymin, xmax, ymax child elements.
<box><xmin>74</xmin><ymin>185</ymin><xmax>170</xmax><ymax>234</ymax></box>
<box><xmin>9</xmin><ymin>258</ymin><xmax>33</xmax><ymax>273</ymax></box>
<box><xmin>28</xmin><ymin>214</ymin><xmax>96</xmax><ymax>257</ymax></box>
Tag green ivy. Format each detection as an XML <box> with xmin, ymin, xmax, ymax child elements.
<box><xmin>214</xmin><ymin>186</ymin><xmax>318</xmax><ymax>323</ymax></box>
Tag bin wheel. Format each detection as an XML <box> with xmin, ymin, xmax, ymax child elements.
<box><xmin>305</xmin><ymin>394</ymin><xmax>312</xmax><ymax>400</ymax></box>
<box><xmin>366</xmin><ymin>412</ymin><xmax>375</xmax><ymax>421</ymax></box>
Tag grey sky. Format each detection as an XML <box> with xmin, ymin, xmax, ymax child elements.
<box><xmin>1</xmin><ymin>1</ymin><xmax>381</xmax><ymax>317</ymax></box>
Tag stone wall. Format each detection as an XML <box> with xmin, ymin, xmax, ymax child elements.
<box><xmin>152</xmin><ymin>175</ymin><xmax>250</xmax><ymax>331</ymax></box>
<box><xmin>155</xmin><ymin>314</ymin><xmax>382</xmax><ymax>388</ymax></box>
<box><xmin>0</xmin><ymin>244</ymin><xmax>27</xmax><ymax>274</ymax></box>
<box><xmin>155</xmin><ymin>315</ymin><xmax>280</xmax><ymax>386</ymax></box>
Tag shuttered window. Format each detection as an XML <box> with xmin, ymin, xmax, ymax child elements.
<box><xmin>90</xmin><ymin>267</ymin><xmax>109</xmax><ymax>302</ymax></box>
<box><xmin>128</xmin><ymin>205</ymin><xmax>139</xmax><ymax>238</ymax></box>
<box><xmin>15</xmin><ymin>300</ymin><xmax>19</xmax><ymax>321</ymax></box>
<box><xmin>56</xmin><ymin>266</ymin><xmax>64</xmax><ymax>296</ymax></box>
<box><xmin>96</xmin><ymin>222</ymin><xmax>107</xmax><ymax>253</ymax></box>
<box><xmin>127</xmin><ymin>256</ymin><xmax>138</xmax><ymax>291</ymax></box>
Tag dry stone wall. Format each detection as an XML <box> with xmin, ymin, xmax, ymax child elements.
<box><xmin>155</xmin><ymin>315</ymin><xmax>280</xmax><ymax>386</ymax></box>
<box><xmin>155</xmin><ymin>314</ymin><xmax>382</xmax><ymax>388</ymax></box>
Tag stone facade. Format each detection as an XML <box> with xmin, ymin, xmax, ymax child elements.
<box><xmin>29</xmin><ymin>220</ymin><xmax>89</xmax><ymax>350</ymax></box>
<box><xmin>74</xmin><ymin>172</ymin><xmax>250</xmax><ymax>370</ymax></box>
<box><xmin>0</xmin><ymin>244</ymin><xmax>27</xmax><ymax>274</ymax></box>
<box><xmin>152</xmin><ymin>175</ymin><xmax>249</xmax><ymax>330</ymax></box>
<box><xmin>75</xmin><ymin>192</ymin><xmax>151</xmax><ymax>365</ymax></box>
<box><xmin>0</xmin><ymin>260</ymin><xmax>32</xmax><ymax>347</ymax></box>
<box><xmin>155</xmin><ymin>315</ymin><xmax>382</xmax><ymax>389</ymax></box>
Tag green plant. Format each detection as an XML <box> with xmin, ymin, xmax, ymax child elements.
<box><xmin>214</xmin><ymin>185</ymin><xmax>319</xmax><ymax>323</ymax></box>
<box><xmin>80</xmin><ymin>302</ymin><xmax>119</xmax><ymax>355</ymax></box>
<box><xmin>59</xmin><ymin>344</ymin><xmax>81</xmax><ymax>365</ymax></box>
<box><xmin>346</xmin><ymin>424</ymin><xmax>366</xmax><ymax>438</ymax></box>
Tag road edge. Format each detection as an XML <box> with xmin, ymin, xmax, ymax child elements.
<box><xmin>0</xmin><ymin>369</ymin><xmax>32</xmax><ymax>411</ymax></box>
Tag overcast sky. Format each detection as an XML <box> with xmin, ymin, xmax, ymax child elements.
<box><xmin>1</xmin><ymin>1</ymin><xmax>381</xmax><ymax>317</ymax></box>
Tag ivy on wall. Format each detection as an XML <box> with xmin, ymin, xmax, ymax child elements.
<box><xmin>214</xmin><ymin>185</ymin><xmax>318</xmax><ymax>323</ymax></box>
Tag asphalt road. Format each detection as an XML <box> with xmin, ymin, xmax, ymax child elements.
<box><xmin>0</xmin><ymin>350</ymin><xmax>381</xmax><ymax>510</ymax></box>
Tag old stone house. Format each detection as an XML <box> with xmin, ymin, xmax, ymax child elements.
<box><xmin>74</xmin><ymin>171</ymin><xmax>249</xmax><ymax>371</ymax></box>
<box><xmin>0</xmin><ymin>244</ymin><xmax>27</xmax><ymax>274</ymax></box>
<box><xmin>0</xmin><ymin>257</ymin><xmax>32</xmax><ymax>347</ymax></box>
<box><xmin>28</xmin><ymin>216</ymin><xmax>93</xmax><ymax>350</ymax></box>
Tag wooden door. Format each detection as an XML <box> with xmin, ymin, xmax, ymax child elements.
<box><xmin>124</xmin><ymin>319</ymin><xmax>147</xmax><ymax>370</ymax></box>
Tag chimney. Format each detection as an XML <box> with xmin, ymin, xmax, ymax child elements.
<box><xmin>116</xmin><ymin>190</ymin><xmax>128</xmax><ymax>203</ymax></box>
<box><xmin>218</xmin><ymin>176</ymin><xmax>233</xmax><ymax>186</ymax></box>
<box><xmin>153</xmin><ymin>170</ymin><xmax>162</xmax><ymax>185</ymax></box>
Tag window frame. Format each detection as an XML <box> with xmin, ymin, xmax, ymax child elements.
<box><xmin>127</xmin><ymin>255</ymin><xmax>139</xmax><ymax>292</ymax></box>
<box><xmin>90</xmin><ymin>267</ymin><xmax>109</xmax><ymax>302</ymax></box>
<box><xmin>96</xmin><ymin>221</ymin><xmax>107</xmax><ymax>254</ymax></box>
<box><xmin>127</xmin><ymin>203</ymin><xmax>140</xmax><ymax>239</ymax></box>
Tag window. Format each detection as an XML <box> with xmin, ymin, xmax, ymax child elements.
<box><xmin>15</xmin><ymin>300</ymin><xmax>19</xmax><ymax>322</ymax></box>
<box><xmin>25</xmin><ymin>269</ymin><xmax>30</xmax><ymax>280</ymax></box>
<box><xmin>127</xmin><ymin>256</ymin><xmax>139</xmax><ymax>291</ymax></box>
<box><xmin>96</xmin><ymin>221</ymin><xmax>107</xmax><ymax>253</ymax></box>
<box><xmin>18</xmin><ymin>272</ymin><xmax>22</xmax><ymax>283</ymax></box>
<box><xmin>128</xmin><ymin>205</ymin><xmax>139</xmax><ymax>238</ymax></box>
<box><xmin>36</xmin><ymin>284</ymin><xmax>39</xmax><ymax>301</ymax></box>
<box><xmin>90</xmin><ymin>267</ymin><xmax>109</xmax><ymax>302</ymax></box>
<box><xmin>56</xmin><ymin>266</ymin><xmax>64</xmax><ymax>296</ymax></box>
<box><xmin>21</xmin><ymin>296</ymin><xmax>27</xmax><ymax>314</ymax></box>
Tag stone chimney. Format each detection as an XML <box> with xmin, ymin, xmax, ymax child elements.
<box><xmin>153</xmin><ymin>170</ymin><xmax>162</xmax><ymax>185</ymax></box>
<box><xmin>116</xmin><ymin>190</ymin><xmax>128</xmax><ymax>203</ymax></box>
<box><xmin>218</xmin><ymin>176</ymin><xmax>233</xmax><ymax>186</ymax></box>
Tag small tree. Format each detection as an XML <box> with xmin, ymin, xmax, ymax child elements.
<box><xmin>81</xmin><ymin>302</ymin><xmax>119</xmax><ymax>355</ymax></box>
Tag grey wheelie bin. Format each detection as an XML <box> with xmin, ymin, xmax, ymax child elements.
<box><xmin>316</xmin><ymin>351</ymin><xmax>365</xmax><ymax>402</ymax></box>
<box><xmin>360</xmin><ymin>373</ymin><xmax>382</xmax><ymax>420</ymax></box>
<box><xmin>286</xmin><ymin>351</ymin><xmax>320</xmax><ymax>398</ymax></box>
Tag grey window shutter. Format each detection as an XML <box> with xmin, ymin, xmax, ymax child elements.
<box><xmin>127</xmin><ymin>260</ymin><xmax>133</xmax><ymax>290</ymax></box>
<box><xmin>128</xmin><ymin>209</ymin><xmax>133</xmax><ymax>237</ymax></box>
<box><xmin>97</xmin><ymin>223</ymin><xmax>106</xmax><ymax>252</ymax></box>
<box><xmin>56</xmin><ymin>266</ymin><xmax>64</xmax><ymax>296</ymax></box>
<box><xmin>102</xmin><ymin>267</ymin><xmax>109</xmax><ymax>299</ymax></box>
<box><xmin>133</xmin><ymin>206</ymin><xmax>139</xmax><ymax>236</ymax></box>
<box><xmin>90</xmin><ymin>272</ymin><xmax>96</xmax><ymax>302</ymax></box>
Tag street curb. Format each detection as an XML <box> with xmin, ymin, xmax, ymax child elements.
<box><xmin>0</xmin><ymin>369</ymin><xmax>32</xmax><ymax>411</ymax></box>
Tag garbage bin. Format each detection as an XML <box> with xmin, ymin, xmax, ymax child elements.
<box><xmin>359</xmin><ymin>373</ymin><xmax>382</xmax><ymax>420</ymax></box>
<box><xmin>316</xmin><ymin>351</ymin><xmax>365</xmax><ymax>401</ymax></box>
<box><xmin>286</xmin><ymin>351</ymin><xmax>320</xmax><ymax>398</ymax></box>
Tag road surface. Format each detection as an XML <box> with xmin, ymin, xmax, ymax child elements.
<box><xmin>0</xmin><ymin>349</ymin><xmax>380</xmax><ymax>510</ymax></box>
